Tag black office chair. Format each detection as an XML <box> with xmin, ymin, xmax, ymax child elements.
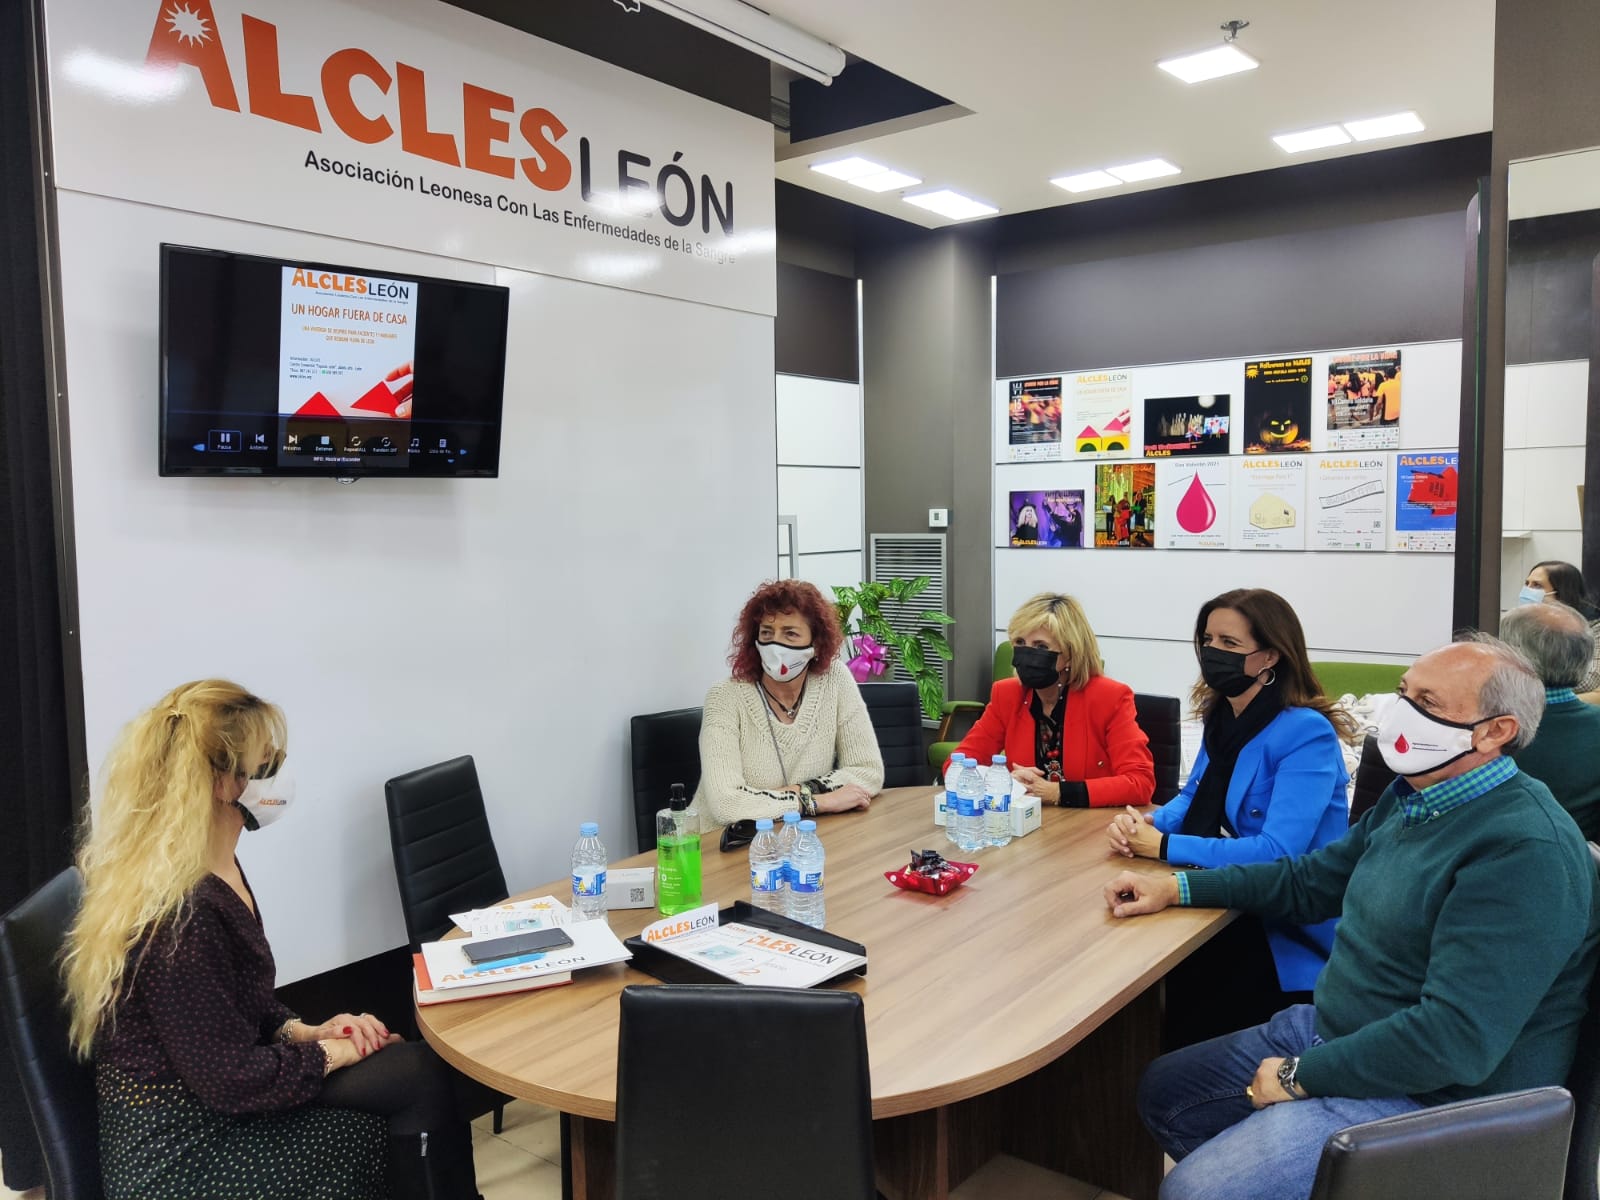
<box><xmin>629</xmin><ymin>707</ymin><xmax>703</xmax><ymax>854</ymax></box>
<box><xmin>1349</xmin><ymin>733</ymin><xmax>1397</xmax><ymax>826</ymax></box>
<box><xmin>858</xmin><ymin>681</ymin><xmax>926</xmax><ymax>788</ymax></box>
<box><xmin>0</xmin><ymin>868</ymin><xmax>104</xmax><ymax>1200</ymax></box>
<box><xmin>1132</xmin><ymin>693</ymin><xmax>1182</xmax><ymax>804</ymax></box>
<box><xmin>1309</xmin><ymin>1087</ymin><xmax>1573</xmax><ymax>1200</ymax></box>
<box><xmin>383</xmin><ymin>755</ymin><xmax>510</xmax><ymax>1133</ymax></box>
<box><xmin>615</xmin><ymin>984</ymin><xmax>875</xmax><ymax>1200</ymax></box>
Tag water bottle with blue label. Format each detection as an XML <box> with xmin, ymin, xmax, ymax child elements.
<box><xmin>748</xmin><ymin>818</ymin><xmax>786</xmax><ymax>914</ymax></box>
<box><xmin>985</xmin><ymin>754</ymin><xmax>1013</xmax><ymax>847</ymax></box>
<box><xmin>955</xmin><ymin>758</ymin><xmax>986</xmax><ymax>853</ymax></box>
<box><xmin>943</xmin><ymin>756</ymin><xmax>966</xmax><ymax>844</ymax></box>
<box><xmin>776</xmin><ymin>810</ymin><xmax>801</xmax><ymax>916</ymax></box>
<box><xmin>571</xmin><ymin>822</ymin><xmax>608</xmax><ymax>923</ymax></box>
<box><xmin>788</xmin><ymin>819</ymin><xmax>826</xmax><ymax>929</ymax></box>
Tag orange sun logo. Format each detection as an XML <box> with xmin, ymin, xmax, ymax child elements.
<box><xmin>164</xmin><ymin>2</ymin><xmax>211</xmax><ymax>46</ymax></box>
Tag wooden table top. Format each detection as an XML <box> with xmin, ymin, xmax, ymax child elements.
<box><xmin>417</xmin><ymin>786</ymin><xmax>1230</xmax><ymax>1121</ymax></box>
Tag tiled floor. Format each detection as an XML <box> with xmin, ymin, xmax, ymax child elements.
<box><xmin>4</xmin><ymin>1106</ymin><xmax>1131</xmax><ymax>1200</ymax></box>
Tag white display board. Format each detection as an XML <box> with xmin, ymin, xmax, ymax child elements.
<box><xmin>1502</xmin><ymin>360</ymin><xmax>1589</xmax><ymax>606</ymax></box>
<box><xmin>776</xmin><ymin>374</ymin><xmax>864</xmax><ymax>596</ymax></box>
<box><xmin>44</xmin><ymin>0</ymin><xmax>775</xmax><ymax>315</ymax></box>
<box><xmin>992</xmin><ymin>341</ymin><xmax>1461</xmax><ymax>702</ymax></box>
<box><xmin>47</xmin><ymin>2</ymin><xmax>777</xmax><ymax>983</ymax></box>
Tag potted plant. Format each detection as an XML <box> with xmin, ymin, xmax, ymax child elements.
<box><xmin>832</xmin><ymin>577</ymin><xmax>954</xmax><ymax>721</ymax></box>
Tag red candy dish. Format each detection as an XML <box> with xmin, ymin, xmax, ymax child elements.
<box><xmin>884</xmin><ymin>854</ymin><xmax>979</xmax><ymax>896</ymax></box>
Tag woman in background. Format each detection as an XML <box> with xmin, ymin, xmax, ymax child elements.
<box><xmin>1107</xmin><ymin>588</ymin><xmax>1354</xmax><ymax>1047</ymax></box>
<box><xmin>696</xmin><ymin>580</ymin><xmax>884</xmax><ymax>826</ymax></box>
<box><xmin>1522</xmin><ymin>559</ymin><xmax>1600</xmax><ymax>694</ymax></box>
<box><xmin>66</xmin><ymin>680</ymin><xmax>479</xmax><ymax>1200</ymax></box>
<box><xmin>953</xmin><ymin>592</ymin><xmax>1153</xmax><ymax>809</ymax></box>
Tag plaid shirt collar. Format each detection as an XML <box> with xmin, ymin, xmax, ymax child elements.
<box><xmin>1392</xmin><ymin>756</ymin><xmax>1518</xmax><ymax>828</ymax></box>
<box><xmin>1546</xmin><ymin>687</ymin><xmax>1579</xmax><ymax>705</ymax></box>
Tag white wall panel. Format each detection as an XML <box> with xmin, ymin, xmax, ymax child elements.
<box><xmin>795</xmin><ymin>551</ymin><xmax>865</xmax><ymax>598</ymax></box>
<box><xmin>59</xmin><ymin>192</ymin><xmax>774</xmax><ymax>982</ymax></box>
<box><xmin>778</xmin><ymin>467</ymin><xmax>864</xmax><ymax>555</ymax></box>
<box><xmin>1506</xmin><ymin>361</ymin><xmax>1588</xmax><ymax>448</ymax></box>
<box><xmin>777</xmin><ymin>375</ymin><xmax>863</xmax><ymax>467</ymax></box>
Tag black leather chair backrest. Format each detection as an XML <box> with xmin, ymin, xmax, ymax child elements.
<box><xmin>857</xmin><ymin>681</ymin><xmax>926</xmax><ymax>788</ymax></box>
<box><xmin>384</xmin><ymin>756</ymin><xmax>509</xmax><ymax>947</ymax></box>
<box><xmin>615</xmin><ymin>984</ymin><xmax>874</xmax><ymax>1200</ymax></box>
<box><xmin>1349</xmin><ymin>733</ymin><xmax>1397</xmax><ymax>826</ymax></box>
<box><xmin>1132</xmin><ymin>693</ymin><xmax>1182</xmax><ymax>805</ymax></box>
<box><xmin>0</xmin><ymin>868</ymin><xmax>104</xmax><ymax>1200</ymax></box>
<box><xmin>1309</xmin><ymin>1086</ymin><xmax>1572</xmax><ymax>1200</ymax></box>
<box><xmin>629</xmin><ymin>707</ymin><xmax>703</xmax><ymax>854</ymax></box>
<box><xmin>1563</xmin><ymin>841</ymin><xmax>1600</xmax><ymax>1200</ymax></box>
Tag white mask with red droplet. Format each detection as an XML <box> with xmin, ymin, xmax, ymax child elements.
<box><xmin>1375</xmin><ymin>697</ymin><xmax>1500</xmax><ymax>777</ymax></box>
<box><xmin>757</xmin><ymin>641</ymin><xmax>815</xmax><ymax>682</ymax></box>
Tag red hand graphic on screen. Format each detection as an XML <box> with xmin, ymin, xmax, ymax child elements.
<box><xmin>385</xmin><ymin>362</ymin><xmax>414</xmax><ymax>418</ymax></box>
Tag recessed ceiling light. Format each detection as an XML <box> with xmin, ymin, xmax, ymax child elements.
<box><xmin>809</xmin><ymin>156</ymin><xmax>885</xmax><ymax>181</ymax></box>
<box><xmin>1106</xmin><ymin>159</ymin><xmax>1181</xmax><ymax>183</ymax></box>
<box><xmin>1343</xmin><ymin>111</ymin><xmax>1426</xmax><ymax>141</ymax></box>
<box><xmin>902</xmin><ymin>189</ymin><xmax>999</xmax><ymax>220</ymax></box>
<box><xmin>851</xmin><ymin>168</ymin><xmax>922</xmax><ymax>193</ymax></box>
<box><xmin>1051</xmin><ymin>170</ymin><xmax>1122</xmax><ymax>194</ymax></box>
<box><xmin>1272</xmin><ymin>125</ymin><xmax>1353</xmax><ymax>153</ymax></box>
<box><xmin>1157</xmin><ymin>44</ymin><xmax>1259</xmax><ymax>84</ymax></box>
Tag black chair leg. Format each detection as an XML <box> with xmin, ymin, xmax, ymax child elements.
<box><xmin>492</xmin><ymin>1103</ymin><xmax>505</xmax><ymax>1134</ymax></box>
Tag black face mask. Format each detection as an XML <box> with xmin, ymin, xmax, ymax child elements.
<box><xmin>1198</xmin><ymin>646</ymin><xmax>1263</xmax><ymax>698</ymax></box>
<box><xmin>1013</xmin><ymin>644</ymin><xmax>1062</xmax><ymax>690</ymax></box>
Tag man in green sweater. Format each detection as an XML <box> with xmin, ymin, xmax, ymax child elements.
<box><xmin>1106</xmin><ymin>639</ymin><xmax>1600</xmax><ymax>1200</ymax></box>
<box><xmin>1500</xmin><ymin>601</ymin><xmax>1600</xmax><ymax>840</ymax></box>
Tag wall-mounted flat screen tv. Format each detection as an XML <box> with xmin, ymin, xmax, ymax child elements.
<box><xmin>159</xmin><ymin>244</ymin><xmax>508</xmax><ymax>477</ymax></box>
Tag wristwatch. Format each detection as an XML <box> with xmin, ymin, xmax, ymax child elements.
<box><xmin>797</xmin><ymin>784</ymin><xmax>818</xmax><ymax>818</ymax></box>
<box><xmin>1277</xmin><ymin>1056</ymin><xmax>1309</xmax><ymax>1100</ymax></box>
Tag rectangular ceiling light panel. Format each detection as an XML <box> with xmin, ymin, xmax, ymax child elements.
<box><xmin>903</xmin><ymin>189</ymin><xmax>999</xmax><ymax>220</ymax></box>
<box><xmin>1157</xmin><ymin>44</ymin><xmax>1259</xmax><ymax>84</ymax></box>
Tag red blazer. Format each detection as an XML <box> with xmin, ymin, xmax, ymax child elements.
<box><xmin>950</xmin><ymin>674</ymin><xmax>1155</xmax><ymax>808</ymax></box>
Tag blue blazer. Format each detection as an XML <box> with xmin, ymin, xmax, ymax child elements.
<box><xmin>1152</xmin><ymin>706</ymin><xmax>1350</xmax><ymax>992</ymax></box>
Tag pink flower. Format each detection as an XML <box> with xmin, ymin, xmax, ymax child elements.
<box><xmin>847</xmin><ymin>634</ymin><xmax>888</xmax><ymax>682</ymax></box>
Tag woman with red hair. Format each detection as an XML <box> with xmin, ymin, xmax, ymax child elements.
<box><xmin>695</xmin><ymin>580</ymin><xmax>885</xmax><ymax>826</ymax></box>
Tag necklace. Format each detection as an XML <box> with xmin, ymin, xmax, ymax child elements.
<box><xmin>761</xmin><ymin>678</ymin><xmax>806</xmax><ymax>719</ymax></box>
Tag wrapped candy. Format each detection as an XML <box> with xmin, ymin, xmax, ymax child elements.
<box><xmin>884</xmin><ymin>848</ymin><xmax>979</xmax><ymax>896</ymax></box>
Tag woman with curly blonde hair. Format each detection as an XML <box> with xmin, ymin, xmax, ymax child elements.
<box><xmin>66</xmin><ymin>680</ymin><xmax>479</xmax><ymax>1200</ymax></box>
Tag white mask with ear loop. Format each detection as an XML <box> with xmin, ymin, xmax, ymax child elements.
<box><xmin>1375</xmin><ymin>699</ymin><xmax>1503</xmax><ymax>777</ymax></box>
<box><xmin>236</xmin><ymin>764</ymin><xmax>296</xmax><ymax>831</ymax></box>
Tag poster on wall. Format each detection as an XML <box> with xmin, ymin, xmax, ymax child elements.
<box><xmin>1326</xmin><ymin>350</ymin><xmax>1401</xmax><ymax>450</ymax></box>
<box><xmin>1393</xmin><ymin>452</ymin><xmax>1459</xmax><ymax>552</ymax></box>
<box><xmin>1008</xmin><ymin>378</ymin><xmax>1064</xmax><ymax>461</ymax></box>
<box><xmin>1156</xmin><ymin>459</ymin><xmax>1230</xmax><ymax>549</ymax></box>
<box><xmin>1232</xmin><ymin>457</ymin><xmax>1307</xmax><ymax>550</ymax></box>
<box><xmin>1143</xmin><ymin>395</ymin><xmax>1231</xmax><ymax>458</ymax></box>
<box><xmin>1243</xmin><ymin>357</ymin><xmax>1313</xmax><ymax>454</ymax></box>
<box><xmin>1071</xmin><ymin>371</ymin><xmax>1134</xmax><ymax>458</ymax></box>
<box><xmin>1094</xmin><ymin>463</ymin><xmax>1155</xmax><ymax>547</ymax></box>
<box><xmin>1008</xmin><ymin>490</ymin><xmax>1086</xmax><ymax>548</ymax></box>
<box><xmin>1310</xmin><ymin>455</ymin><xmax>1389</xmax><ymax>551</ymax></box>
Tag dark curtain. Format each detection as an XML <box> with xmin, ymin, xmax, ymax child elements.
<box><xmin>0</xmin><ymin>0</ymin><xmax>80</xmax><ymax>1189</ymax></box>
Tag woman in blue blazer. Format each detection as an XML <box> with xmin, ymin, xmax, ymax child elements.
<box><xmin>1108</xmin><ymin>587</ymin><xmax>1355</xmax><ymax>1047</ymax></box>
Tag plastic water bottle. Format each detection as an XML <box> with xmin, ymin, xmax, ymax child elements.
<box><xmin>788</xmin><ymin>819</ymin><xmax>826</xmax><ymax>929</ymax></box>
<box><xmin>943</xmin><ymin>756</ymin><xmax>965</xmax><ymax>844</ymax></box>
<box><xmin>749</xmin><ymin>819</ymin><xmax>785</xmax><ymax>913</ymax></box>
<box><xmin>955</xmin><ymin>759</ymin><xmax>986</xmax><ymax>853</ymax></box>
<box><xmin>985</xmin><ymin>754</ymin><xmax>1014</xmax><ymax>848</ymax></box>
<box><xmin>571</xmin><ymin>822</ymin><xmax>608</xmax><ymax>922</ymax></box>
<box><xmin>776</xmin><ymin>810</ymin><xmax>801</xmax><ymax>914</ymax></box>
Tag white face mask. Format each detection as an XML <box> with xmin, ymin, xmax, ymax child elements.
<box><xmin>236</xmin><ymin>767</ymin><xmax>296</xmax><ymax>831</ymax></box>
<box><xmin>757</xmin><ymin>641</ymin><xmax>815</xmax><ymax>682</ymax></box>
<box><xmin>1376</xmin><ymin>698</ymin><xmax>1499</xmax><ymax>777</ymax></box>
<box><xmin>1518</xmin><ymin>585</ymin><xmax>1546</xmax><ymax>606</ymax></box>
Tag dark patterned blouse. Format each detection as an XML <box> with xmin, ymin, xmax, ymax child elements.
<box><xmin>95</xmin><ymin>869</ymin><xmax>385</xmax><ymax>1200</ymax></box>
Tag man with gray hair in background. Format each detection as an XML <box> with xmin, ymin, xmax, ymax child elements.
<box><xmin>1103</xmin><ymin>638</ymin><xmax>1600</xmax><ymax>1200</ymax></box>
<box><xmin>1499</xmin><ymin>601</ymin><xmax>1600</xmax><ymax>840</ymax></box>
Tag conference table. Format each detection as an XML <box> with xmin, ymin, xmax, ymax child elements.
<box><xmin>417</xmin><ymin>786</ymin><xmax>1232</xmax><ymax>1200</ymax></box>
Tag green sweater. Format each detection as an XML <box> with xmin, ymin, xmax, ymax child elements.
<box><xmin>1184</xmin><ymin>769</ymin><xmax>1600</xmax><ymax>1106</ymax></box>
<box><xmin>1514</xmin><ymin>697</ymin><xmax>1600</xmax><ymax>842</ymax></box>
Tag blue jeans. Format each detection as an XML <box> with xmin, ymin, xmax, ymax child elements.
<box><xmin>1139</xmin><ymin>1005</ymin><xmax>1423</xmax><ymax>1200</ymax></box>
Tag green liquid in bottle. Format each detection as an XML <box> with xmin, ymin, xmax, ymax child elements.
<box><xmin>656</xmin><ymin>831</ymin><xmax>703</xmax><ymax>915</ymax></box>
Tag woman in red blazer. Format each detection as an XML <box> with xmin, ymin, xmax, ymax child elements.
<box><xmin>952</xmin><ymin>593</ymin><xmax>1155</xmax><ymax>808</ymax></box>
